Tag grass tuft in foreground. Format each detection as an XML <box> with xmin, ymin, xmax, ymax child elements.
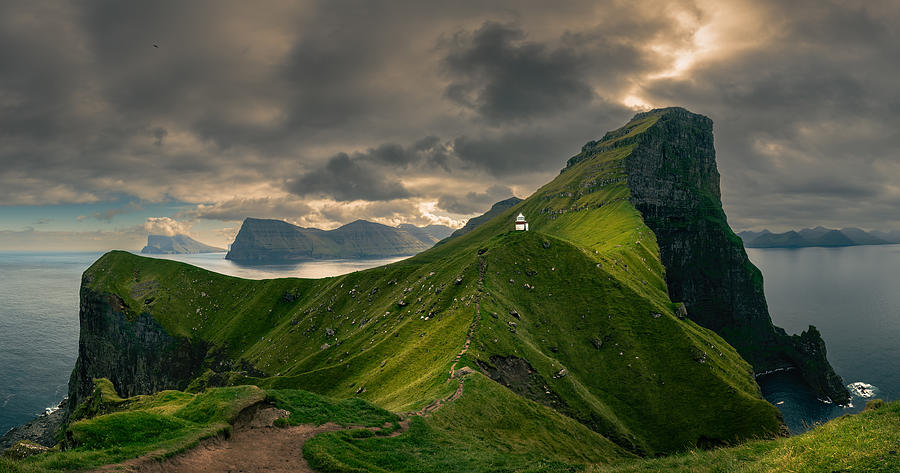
<box><xmin>0</xmin><ymin>381</ymin><xmax>395</xmax><ymax>473</ymax></box>
<box><xmin>592</xmin><ymin>399</ymin><xmax>900</xmax><ymax>473</ymax></box>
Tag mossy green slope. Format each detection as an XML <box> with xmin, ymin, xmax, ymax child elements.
<box><xmin>74</xmin><ymin>108</ymin><xmax>782</xmax><ymax>460</ymax></box>
<box><xmin>1</xmin><ymin>379</ymin><xmax>397</xmax><ymax>473</ymax></box>
<box><xmin>303</xmin><ymin>372</ymin><xmax>631</xmax><ymax>473</ymax></box>
<box><xmin>2</xmin><ymin>379</ymin><xmax>265</xmax><ymax>472</ymax></box>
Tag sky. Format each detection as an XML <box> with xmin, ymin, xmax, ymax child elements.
<box><xmin>1</xmin><ymin>0</ymin><xmax>898</xmax><ymax>250</ymax></box>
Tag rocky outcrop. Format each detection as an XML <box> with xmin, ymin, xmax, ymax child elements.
<box><xmin>609</xmin><ymin>107</ymin><xmax>849</xmax><ymax>403</ymax></box>
<box><xmin>140</xmin><ymin>234</ymin><xmax>224</xmax><ymax>254</ymax></box>
<box><xmin>0</xmin><ymin>401</ymin><xmax>66</xmax><ymax>450</ymax></box>
<box><xmin>477</xmin><ymin>355</ymin><xmax>646</xmax><ymax>454</ymax></box>
<box><xmin>225</xmin><ymin>218</ymin><xmax>436</xmax><ymax>262</ymax></box>
<box><xmin>65</xmin><ymin>278</ymin><xmax>211</xmax><ymax>416</ymax></box>
<box><xmin>1</xmin><ymin>440</ymin><xmax>50</xmax><ymax>459</ymax></box>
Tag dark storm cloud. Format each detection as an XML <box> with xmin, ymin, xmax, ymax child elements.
<box><xmin>439</xmin><ymin>19</ymin><xmax>660</xmax><ymax>124</ymax></box>
<box><xmin>285</xmin><ymin>139</ymin><xmax>466</xmax><ymax>201</ymax></box>
<box><xmin>437</xmin><ymin>185</ymin><xmax>515</xmax><ymax>214</ymax></box>
<box><xmin>453</xmin><ymin>130</ymin><xmax>579</xmax><ymax>176</ymax></box>
<box><xmin>287</xmin><ymin>152</ymin><xmax>412</xmax><ymax>202</ymax></box>
<box><xmin>0</xmin><ymin>0</ymin><xmax>657</xmax><ymax>211</ymax></box>
<box><xmin>182</xmin><ymin>198</ymin><xmax>314</xmax><ymax>222</ymax></box>
<box><xmin>2</xmin><ymin>0</ymin><xmax>900</xmax><ymax>236</ymax></box>
<box><xmin>441</xmin><ymin>21</ymin><xmax>595</xmax><ymax>122</ymax></box>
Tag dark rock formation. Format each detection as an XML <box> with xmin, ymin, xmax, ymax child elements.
<box><xmin>0</xmin><ymin>401</ymin><xmax>66</xmax><ymax>450</ymax></box>
<box><xmin>225</xmin><ymin>218</ymin><xmax>437</xmax><ymax>262</ymax></box>
<box><xmin>140</xmin><ymin>234</ymin><xmax>224</xmax><ymax>254</ymax></box>
<box><xmin>66</xmin><ymin>281</ymin><xmax>211</xmax><ymax>417</ymax></box>
<box><xmin>1</xmin><ymin>440</ymin><xmax>50</xmax><ymax>459</ymax></box>
<box><xmin>608</xmin><ymin>107</ymin><xmax>849</xmax><ymax>403</ymax></box>
<box><xmin>477</xmin><ymin>355</ymin><xmax>646</xmax><ymax>454</ymax></box>
<box><xmin>476</xmin><ymin>356</ymin><xmax>567</xmax><ymax>411</ymax></box>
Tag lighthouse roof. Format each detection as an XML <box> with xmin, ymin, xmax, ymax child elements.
<box><xmin>516</xmin><ymin>213</ymin><xmax>526</xmax><ymax>222</ymax></box>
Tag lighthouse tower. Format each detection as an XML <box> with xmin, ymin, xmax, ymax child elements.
<box><xmin>514</xmin><ymin>213</ymin><xmax>529</xmax><ymax>231</ymax></box>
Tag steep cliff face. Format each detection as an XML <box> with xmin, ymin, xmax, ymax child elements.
<box><xmin>606</xmin><ymin>107</ymin><xmax>849</xmax><ymax>403</ymax></box>
<box><xmin>66</xmin><ymin>276</ymin><xmax>211</xmax><ymax>416</ymax></box>
<box><xmin>224</xmin><ymin>218</ymin><xmax>321</xmax><ymax>262</ymax></box>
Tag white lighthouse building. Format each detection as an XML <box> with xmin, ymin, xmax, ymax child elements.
<box><xmin>514</xmin><ymin>213</ymin><xmax>529</xmax><ymax>231</ymax></box>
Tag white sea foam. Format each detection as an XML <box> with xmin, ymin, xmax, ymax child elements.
<box><xmin>847</xmin><ymin>382</ymin><xmax>877</xmax><ymax>398</ymax></box>
<box><xmin>42</xmin><ymin>398</ymin><xmax>65</xmax><ymax>416</ymax></box>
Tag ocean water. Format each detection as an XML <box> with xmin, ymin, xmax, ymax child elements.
<box><xmin>0</xmin><ymin>251</ymin><xmax>409</xmax><ymax>437</ymax></box>
<box><xmin>748</xmin><ymin>244</ymin><xmax>900</xmax><ymax>433</ymax></box>
<box><xmin>0</xmin><ymin>252</ymin><xmax>100</xmax><ymax>438</ymax></box>
<box><xmin>141</xmin><ymin>252</ymin><xmax>409</xmax><ymax>279</ymax></box>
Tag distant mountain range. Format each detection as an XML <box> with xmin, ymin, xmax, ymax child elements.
<box><xmin>738</xmin><ymin>226</ymin><xmax>900</xmax><ymax>248</ymax></box>
<box><xmin>140</xmin><ymin>234</ymin><xmax>224</xmax><ymax>254</ymax></box>
<box><xmin>396</xmin><ymin>223</ymin><xmax>455</xmax><ymax>244</ymax></box>
<box><xmin>225</xmin><ymin>218</ymin><xmax>453</xmax><ymax>262</ymax></box>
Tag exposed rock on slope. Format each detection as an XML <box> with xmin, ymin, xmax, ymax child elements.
<box><xmin>141</xmin><ymin>234</ymin><xmax>224</xmax><ymax>254</ymax></box>
<box><xmin>591</xmin><ymin>107</ymin><xmax>849</xmax><ymax>403</ymax></box>
<box><xmin>225</xmin><ymin>218</ymin><xmax>438</xmax><ymax>262</ymax></box>
<box><xmin>0</xmin><ymin>403</ymin><xmax>66</xmax><ymax>450</ymax></box>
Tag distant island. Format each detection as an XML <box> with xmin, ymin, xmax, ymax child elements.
<box><xmin>739</xmin><ymin>226</ymin><xmax>900</xmax><ymax>248</ymax></box>
<box><xmin>225</xmin><ymin>218</ymin><xmax>453</xmax><ymax>262</ymax></box>
<box><xmin>140</xmin><ymin>234</ymin><xmax>224</xmax><ymax>254</ymax></box>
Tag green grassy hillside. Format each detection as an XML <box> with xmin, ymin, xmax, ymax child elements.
<box><xmin>0</xmin><ymin>379</ymin><xmax>396</xmax><ymax>473</ymax></box>
<box><xmin>2</xmin><ymin>379</ymin><xmax>265</xmax><ymax>472</ymax></box>
<box><xmin>593</xmin><ymin>400</ymin><xmax>900</xmax><ymax>473</ymax></box>
<box><xmin>73</xmin><ymin>108</ymin><xmax>782</xmax><ymax>461</ymax></box>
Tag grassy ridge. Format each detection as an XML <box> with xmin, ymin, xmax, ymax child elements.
<box><xmin>305</xmin><ymin>388</ymin><xmax>900</xmax><ymax>473</ymax></box>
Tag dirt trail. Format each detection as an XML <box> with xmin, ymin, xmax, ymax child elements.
<box><xmin>96</xmin><ymin>257</ymin><xmax>488</xmax><ymax>473</ymax></box>
<box><xmin>132</xmin><ymin>423</ymin><xmax>343</xmax><ymax>473</ymax></box>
